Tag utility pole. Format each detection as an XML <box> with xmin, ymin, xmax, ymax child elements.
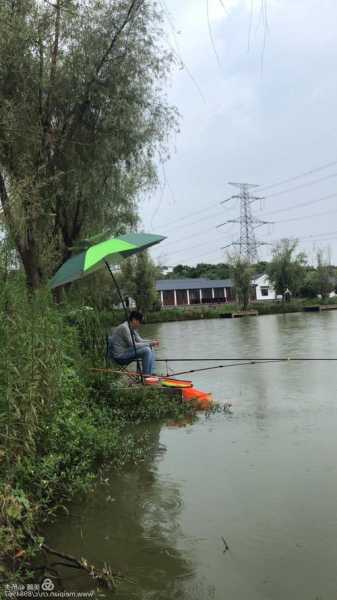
<box><xmin>217</xmin><ymin>182</ymin><xmax>273</xmax><ymax>263</ymax></box>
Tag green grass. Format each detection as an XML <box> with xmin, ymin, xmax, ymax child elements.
<box><xmin>0</xmin><ymin>279</ymin><xmax>194</xmax><ymax>585</ymax></box>
<box><xmin>146</xmin><ymin>297</ymin><xmax>337</xmax><ymax>323</ymax></box>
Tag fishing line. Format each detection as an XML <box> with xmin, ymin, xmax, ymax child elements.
<box><xmin>167</xmin><ymin>360</ymin><xmax>279</xmax><ymax>378</ymax></box>
<box><xmin>155</xmin><ymin>357</ymin><xmax>337</xmax><ymax>362</ymax></box>
<box><xmin>156</xmin><ymin>357</ymin><xmax>337</xmax><ymax>377</ymax></box>
<box><xmin>91</xmin><ymin>358</ymin><xmax>337</xmax><ymax>380</ymax></box>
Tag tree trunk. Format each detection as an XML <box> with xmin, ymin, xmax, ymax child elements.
<box><xmin>19</xmin><ymin>247</ymin><xmax>42</xmax><ymax>291</ymax></box>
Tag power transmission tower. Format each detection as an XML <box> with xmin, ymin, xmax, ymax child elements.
<box><xmin>217</xmin><ymin>182</ymin><xmax>273</xmax><ymax>263</ymax></box>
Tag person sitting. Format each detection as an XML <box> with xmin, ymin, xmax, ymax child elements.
<box><xmin>108</xmin><ymin>310</ymin><xmax>159</xmax><ymax>375</ymax></box>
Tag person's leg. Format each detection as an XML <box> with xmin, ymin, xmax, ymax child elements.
<box><xmin>115</xmin><ymin>346</ymin><xmax>155</xmax><ymax>375</ymax></box>
<box><xmin>137</xmin><ymin>346</ymin><xmax>152</xmax><ymax>374</ymax></box>
<box><xmin>149</xmin><ymin>348</ymin><xmax>156</xmax><ymax>375</ymax></box>
<box><xmin>114</xmin><ymin>347</ymin><xmax>137</xmax><ymax>365</ymax></box>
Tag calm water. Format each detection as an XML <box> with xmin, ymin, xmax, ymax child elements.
<box><xmin>46</xmin><ymin>312</ymin><xmax>337</xmax><ymax>599</ymax></box>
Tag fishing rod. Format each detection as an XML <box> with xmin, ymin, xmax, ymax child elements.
<box><xmin>166</xmin><ymin>360</ymin><xmax>280</xmax><ymax>378</ymax></box>
<box><xmin>157</xmin><ymin>357</ymin><xmax>337</xmax><ymax>377</ymax></box>
<box><xmin>91</xmin><ymin>357</ymin><xmax>337</xmax><ymax>380</ymax></box>
<box><xmin>156</xmin><ymin>357</ymin><xmax>337</xmax><ymax>362</ymax></box>
<box><xmin>90</xmin><ymin>367</ymin><xmax>193</xmax><ymax>381</ymax></box>
<box><xmin>91</xmin><ymin>359</ymin><xmax>292</xmax><ymax>380</ymax></box>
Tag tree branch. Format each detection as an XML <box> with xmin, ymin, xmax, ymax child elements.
<box><xmin>38</xmin><ymin>25</ymin><xmax>44</xmax><ymax>119</ymax></box>
<box><xmin>0</xmin><ymin>172</ymin><xmax>20</xmax><ymax>251</ymax></box>
<box><xmin>93</xmin><ymin>0</ymin><xmax>142</xmax><ymax>82</ymax></box>
<box><xmin>59</xmin><ymin>0</ymin><xmax>145</xmax><ymax>151</ymax></box>
<box><xmin>43</xmin><ymin>0</ymin><xmax>61</xmax><ymax>150</ymax></box>
<box><xmin>23</xmin><ymin>527</ymin><xmax>125</xmax><ymax>591</ymax></box>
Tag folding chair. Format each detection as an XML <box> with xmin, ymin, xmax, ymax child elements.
<box><xmin>105</xmin><ymin>335</ymin><xmax>141</xmax><ymax>381</ymax></box>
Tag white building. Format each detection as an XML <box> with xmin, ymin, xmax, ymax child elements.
<box><xmin>156</xmin><ymin>278</ymin><xmax>234</xmax><ymax>307</ymax></box>
<box><xmin>252</xmin><ymin>274</ymin><xmax>276</xmax><ymax>301</ymax></box>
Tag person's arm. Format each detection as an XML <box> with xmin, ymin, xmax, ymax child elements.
<box><xmin>122</xmin><ymin>324</ymin><xmax>150</xmax><ymax>349</ymax></box>
<box><xmin>133</xmin><ymin>329</ymin><xmax>153</xmax><ymax>347</ymax></box>
<box><xmin>134</xmin><ymin>329</ymin><xmax>160</xmax><ymax>348</ymax></box>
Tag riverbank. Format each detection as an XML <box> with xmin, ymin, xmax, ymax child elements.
<box><xmin>0</xmin><ymin>282</ymin><xmax>194</xmax><ymax>590</ymax></box>
<box><xmin>41</xmin><ymin>312</ymin><xmax>337</xmax><ymax>600</ymax></box>
<box><xmin>145</xmin><ymin>298</ymin><xmax>337</xmax><ymax>323</ymax></box>
<box><xmin>85</xmin><ymin>298</ymin><xmax>337</xmax><ymax>332</ymax></box>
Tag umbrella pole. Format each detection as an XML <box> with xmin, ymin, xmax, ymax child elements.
<box><xmin>104</xmin><ymin>261</ymin><xmax>143</xmax><ymax>382</ymax></box>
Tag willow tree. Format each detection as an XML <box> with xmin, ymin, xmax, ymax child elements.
<box><xmin>0</xmin><ymin>0</ymin><xmax>176</xmax><ymax>288</ymax></box>
<box><xmin>119</xmin><ymin>250</ymin><xmax>159</xmax><ymax>313</ymax></box>
<box><xmin>268</xmin><ymin>239</ymin><xmax>307</xmax><ymax>297</ymax></box>
<box><xmin>228</xmin><ymin>254</ymin><xmax>253</xmax><ymax>311</ymax></box>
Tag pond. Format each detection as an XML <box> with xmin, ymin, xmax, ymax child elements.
<box><xmin>46</xmin><ymin>312</ymin><xmax>337</xmax><ymax>599</ymax></box>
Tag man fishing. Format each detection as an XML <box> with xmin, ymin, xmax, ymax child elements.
<box><xmin>109</xmin><ymin>310</ymin><xmax>159</xmax><ymax>375</ymax></box>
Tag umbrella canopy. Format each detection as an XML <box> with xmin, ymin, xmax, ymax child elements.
<box><xmin>49</xmin><ymin>232</ymin><xmax>165</xmax><ymax>289</ymax></box>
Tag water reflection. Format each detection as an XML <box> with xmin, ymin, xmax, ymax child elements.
<box><xmin>45</xmin><ymin>425</ymin><xmax>193</xmax><ymax>599</ymax></box>
<box><xmin>45</xmin><ymin>313</ymin><xmax>337</xmax><ymax>600</ymax></box>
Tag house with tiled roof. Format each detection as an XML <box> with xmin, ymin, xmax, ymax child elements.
<box><xmin>155</xmin><ymin>278</ymin><xmax>234</xmax><ymax>307</ymax></box>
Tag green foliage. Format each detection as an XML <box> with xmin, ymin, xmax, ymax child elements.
<box><xmin>147</xmin><ymin>302</ymin><xmax>308</xmax><ymax>322</ymax></box>
<box><xmin>267</xmin><ymin>239</ymin><xmax>307</xmax><ymax>297</ymax></box>
<box><xmin>250</xmin><ymin>300</ymin><xmax>303</xmax><ymax>315</ymax></box>
<box><xmin>95</xmin><ymin>379</ymin><xmax>195</xmax><ymax>423</ymax></box>
<box><xmin>165</xmin><ymin>263</ymin><xmax>231</xmax><ymax>280</ymax></box>
<box><xmin>300</xmin><ymin>253</ymin><xmax>335</xmax><ymax>300</ymax></box>
<box><xmin>0</xmin><ymin>281</ymin><xmax>79</xmax><ymax>469</ymax></box>
<box><xmin>64</xmin><ymin>268</ymin><xmax>122</xmax><ymax>311</ymax></box>
<box><xmin>119</xmin><ymin>257</ymin><xmax>137</xmax><ymax>300</ymax></box>
<box><xmin>314</xmin><ymin>249</ymin><xmax>335</xmax><ymax>299</ymax></box>
<box><xmin>0</xmin><ymin>0</ymin><xmax>176</xmax><ymax>287</ymax></box>
<box><xmin>133</xmin><ymin>252</ymin><xmax>159</xmax><ymax>313</ymax></box>
<box><xmin>120</xmin><ymin>251</ymin><xmax>160</xmax><ymax>314</ymax></box>
<box><xmin>228</xmin><ymin>254</ymin><xmax>253</xmax><ymax>310</ymax></box>
<box><xmin>0</xmin><ymin>275</ymin><xmax>194</xmax><ymax>579</ymax></box>
<box><xmin>147</xmin><ymin>305</ymin><xmax>236</xmax><ymax>322</ymax></box>
<box><xmin>300</xmin><ymin>268</ymin><xmax>321</xmax><ymax>299</ymax></box>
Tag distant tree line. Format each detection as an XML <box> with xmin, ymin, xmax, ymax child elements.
<box><xmin>161</xmin><ymin>240</ymin><xmax>337</xmax><ymax>307</ymax></box>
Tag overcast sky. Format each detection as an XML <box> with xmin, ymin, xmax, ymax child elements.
<box><xmin>140</xmin><ymin>0</ymin><xmax>337</xmax><ymax>267</ymax></box>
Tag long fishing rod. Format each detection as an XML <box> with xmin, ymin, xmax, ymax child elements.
<box><xmin>156</xmin><ymin>357</ymin><xmax>337</xmax><ymax>362</ymax></box>
<box><xmin>89</xmin><ymin>367</ymin><xmax>191</xmax><ymax>381</ymax></box>
<box><xmin>167</xmin><ymin>360</ymin><xmax>280</xmax><ymax>378</ymax></box>
<box><xmin>91</xmin><ymin>357</ymin><xmax>337</xmax><ymax>380</ymax></box>
<box><xmin>90</xmin><ymin>360</ymin><xmax>277</xmax><ymax>379</ymax></box>
<box><xmin>158</xmin><ymin>356</ymin><xmax>337</xmax><ymax>377</ymax></box>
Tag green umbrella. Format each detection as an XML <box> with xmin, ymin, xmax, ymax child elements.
<box><xmin>49</xmin><ymin>232</ymin><xmax>165</xmax><ymax>379</ymax></box>
<box><xmin>49</xmin><ymin>232</ymin><xmax>165</xmax><ymax>290</ymax></box>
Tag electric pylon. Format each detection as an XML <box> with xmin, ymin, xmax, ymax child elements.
<box><xmin>217</xmin><ymin>182</ymin><xmax>272</xmax><ymax>263</ymax></box>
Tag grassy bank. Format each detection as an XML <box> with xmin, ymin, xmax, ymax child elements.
<box><xmin>145</xmin><ymin>298</ymin><xmax>337</xmax><ymax>323</ymax></box>
<box><xmin>0</xmin><ymin>280</ymin><xmax>193</xmax><ymax>588</ymax></box>
<box><xmin>145</xmin><ymin>302</ymin><xmax>298</xmax><ymax>323</ymax></box>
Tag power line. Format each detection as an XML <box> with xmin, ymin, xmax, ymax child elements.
<box><xmin>158</xmin><ymin>223</ymin><xmax>231</xmax><ymax>250</ymax></box>
<box><xmin>206</xmin><ymin>0</ymin><xmax>223</xmax><ymax>72</ymax></box>
<box><xmin>161</xmin><ymin>203</ymin><xmax>337</xmax><ymax>249</ymax></box>
<box><xmin>275</xmin><ymin>206</ymin><xmax>337</xmax><ymax>225</ymax></box>
<box><xmin>159</xmin><ymin>237</ymin><xmax>215</xmax><ymax>259</ymax></box>
<box><xmin>154</xmin><ymin>197</ymin><xmax>337</xmax><ymax>262</ymax></box>
<box><xmin>260</xmin><ymin>227</ymin><xmax>337</xmax><ymax>246</ymax></box>
<box><xmin>158</xmin><ymin>224</ymin><xmax>337</xmax><ymax>266</ymax></box>
<box><xmin>156</xmin><ymin>212</ymin><xmax>337</xmax><ymax>266</ymax></box>
<box><xmin>149</xmin><ymin>157</ymin><xmax>337</xmax><ymax>232</ymax></box>
<box><xmin>259</xmin><ymin>158</ymin><xmax>337</xmax><ymax>192</ymax></box>
<box><xmin>158</xmin><ymin>225</ymin><xmax>337</xmax><ymax>267</ymax></box>
<box><xmin>265</xmin><ymin>171</ymin><xmax>337</xmax><ymax>199</ymax></box>
<box><xmin>164</xmin><ymin>208</ymin><xmax>224</xmax><ymax>232</ymax></box>
<box><xmin>159</xmin><ymin>247</ymin><xmax>222</xmax><ymax>265</ymax></box>
<box><xmin>260</xmin><ymin>191</ymin><xmax>337</xmax><ymax>218</ymax></box>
